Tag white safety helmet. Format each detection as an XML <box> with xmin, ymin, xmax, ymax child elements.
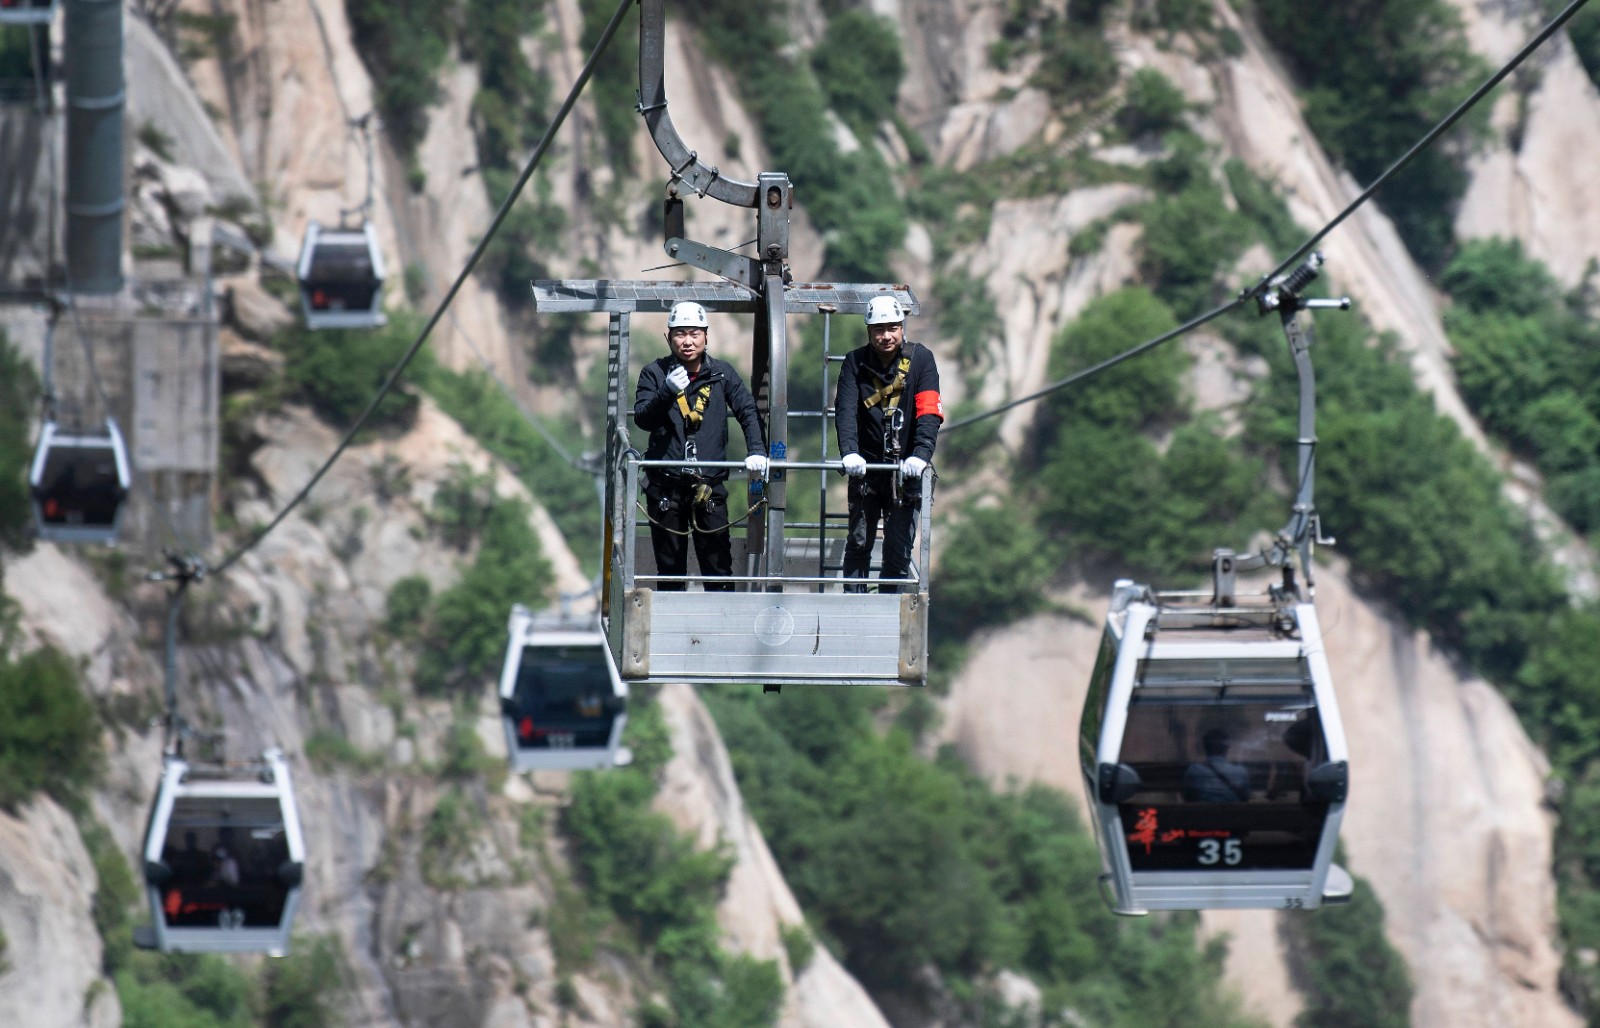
<box><xmin>667</xmin><ymin>301</ymin><xmax>710</xmax><ymax>329</ymax></box>
<box><xmin>864</xmin><ymin>296</ymin><xmax>906</xmax><ymax>326</ymax></box>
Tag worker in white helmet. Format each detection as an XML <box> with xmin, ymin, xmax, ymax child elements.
<box><xmin>834</xmin><ymin>295</ymin><xmax>942</xmax><ymax>594</ymax></box>
<box><xmin>633</xmin><ymin>300</ymin><xmax>768</xmax><ymax>591</ymax></box>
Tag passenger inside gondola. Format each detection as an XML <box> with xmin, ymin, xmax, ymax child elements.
<box><xmin>158</xmin><ymin>803</ymin><xmax>291</xmax><ymax>929</ymax></box>
<box><xmin>1116</xmin><ymin>702</ymin><xmax>1331</xmax><ymax>870</ymax></box>
<box><xmin>1181</xmin><ymin>728</ymin><xmax>1251</xmax><ymax>803</ymax></box>
<box><xmin>507</xmin><ymin>644</ymin><xmax>618</xmax><ymax>750</ymax></box>
<box><xmin>35</xmin><ymin>446</ymin><xmax>123</xmax><ymax>527</ymax></box>
<box><xmin>305</xmin><ymin>242</ymin><xmax>380</xmax><ymax>312</ymax></box>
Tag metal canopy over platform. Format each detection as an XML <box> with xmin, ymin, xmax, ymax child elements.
<box><xmin>532</xmin><ymin>279</ymin><xmax>920</xmax><ymax>316</ymax></box>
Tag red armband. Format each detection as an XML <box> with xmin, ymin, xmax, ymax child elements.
<box><xmin>914</xmin><ymin>389</ymin><xmax>943</xmax><ymax>420</ymax></box>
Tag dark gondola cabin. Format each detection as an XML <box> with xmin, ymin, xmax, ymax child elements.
<box><xmin>0</xmin><ymin>0</ymin><xmax>55</xmax><ymax>25</ymax></box>
<box><xmin>1080</xmin><ymin>580</ymin><xmax>1352</xmax><ymax>915</ymax></box>
<box><xmin>29</xmin><ymin>418</ymin><xmax>130</xmax><ymax>544</ymax></box>
<box><xmin>296</xmin><ymin>220</ymin><xmax>387</xmax><ymax>330</ymax></box>
<box><xmin>499</xmin><ymin>605</ymin><xmax>631</xmax><ymax>772</ymax></box>
<box><xmin>140</xmin><ymin>749</ymin><xmax>305</xmax><ymax>955</ymax></box>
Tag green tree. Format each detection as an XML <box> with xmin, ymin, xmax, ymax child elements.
<box><xmin>1440</xmin><ymin>237</ymin><xmax>1563</xmax><ymax>318</ymax></box>
<box><xmin>812</xmin><ymin>11</ymin><xmax>905</xmax><ymax>140</ymax></box>
<box><xmin>578</xmin><ymin>0</ymin><xmax>640</xmax><ymax>171</ymax></box>
<box><xmin>704</xmin><ymin>688</ymin><xmax>1262</xmax><ymax>1025</ymax></box>
<box><xmin>272</xmin><ymin>315</ymin><xmax>428</xmax><ymax>430</ymax></box>
<box><xmin>416</xmin><ymin>498</ymin><xmax>553</xmax><ymax>694</ymax></box>
<box><xmin>684</xmin><ymin>3</ymin><xmax>906</xmax><ymax>280</ymax></box>
<box><xmin>345</xmin><ymin>0</ymin><xmax>452</xmax><ymax>161</ymax></box>
<box><xmin>1255</xmin><ymin>0</ymin><xmax>1489</xmax><ymax>268</ymax></box>
<box><xmin>262</xmin><ymin>935</ymin><xmax>347</xmax><ymax>1027</ymax></box>
<box><xmin>1138</xmin><ymin>180</ymin><xmax>1254</xmax><ymax>313</ymax></box>
<box><xmin>1118</xmin><ymin>68</ymin><xmax>1188</xmax><ymax>139</ymax></box>
<box><xmin>0</xmin><ymin>642</ymin><xmax>101</xmax><ymax>809</ymax></box>
<box><xmin>1042</xmin><ymin>287</ymin><xmax>1186</xmax><ymax>431</ymax></box>
<box><xmin>117</xmin><ymin>954</ymin><xmax>255</xmax><ymax>1028</ymax></box>
<box><xmin>930</xmin><ymin>505</ymin><xmax>1053</xmax><ymax>646</ymax></box>
<box><xmin>0</xmin><ymin>333</ymin><xmax>38</xmax><ymax>550</ymax></box>
<box><xmin>419</xmin><ymin>364</ymin><xmax>598</xmax><ymax>569</ymax></box>
<box><xmin>1283</xmin><ymin>875</ymin><xmax>1412</xmax><ymax>1027</ymax></box>
<box><xmin>462</xmin><ymin>0</ymin><xmax>550</xmax><ymax>170</ymax></box>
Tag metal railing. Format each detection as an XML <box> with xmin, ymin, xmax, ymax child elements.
<box><xmin>617</xmin><ymin>457</ymin><xmax>933</xmax><ymax>594</ymax></box>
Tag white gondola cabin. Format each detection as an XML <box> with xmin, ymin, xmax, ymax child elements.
<box><xmin>1079</xmin><ymin>580</ymin><xmax>1352</xmax><ymax>915</ymax></box>
<box><xmin>499</xmin><ymin>604</ymin><xmax>631</xmax><ymax>771</ymax></box>
<box><xmin>139</xmin><ymin>748</ymin><xmax>306</xmax><ymax>955</ymax></box>
<box><xmin>0</xmin><ymin>0</ymin><xmax>54</xmax><ymax>25</ymax></box>
<box><xmin>29</xmin><ymin>418</ymin><xmax>130</xmax><ymax>544</ymax></box>
<box><xmin>296</xmin><ymin>220</ymin><xmax>387</xmax><ymax>330</ymax></box>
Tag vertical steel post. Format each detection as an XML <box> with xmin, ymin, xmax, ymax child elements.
<box><xmin>817</xmin><ymin>306</ymin><xmax>834</xmax><ymax>588</ymax></box>
<box><xmin>64</xmin><ymin>0</ymin><xmax>124</xmax><ymax>294</ymax></box>
<box><xmin>756</xmin><ymin>173</ymin><xmax>792</xmax><ymax>588</ymax></box>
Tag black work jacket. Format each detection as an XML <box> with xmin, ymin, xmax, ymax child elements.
<box><xmin>834</xmin><ymin>340</ymin><xmax>942</xmax><ymax>464</ymax></box>
<box><xmin>634</xmin><ymin>354</ymin><xmax>765</xmax><ymax>484</ymax></box>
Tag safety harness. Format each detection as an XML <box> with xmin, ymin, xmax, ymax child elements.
<box><xmin>861</xmin><ymin>353</ymin><xmax>912</xmax><ymax>411</ymax></box>
<box><xmin>863</xmin><ymin>352</ymin><xmax>914</xmax><ymax>507</ymax></box>
<box><xmin>675</xmin><ymin>382</ymin><xmax>713</xmax><ymax>428</ymax></box>
<box><xmin>673</xmin><ymin>378</ymin><xmax>716</xmax><ymax>507</ymax></box>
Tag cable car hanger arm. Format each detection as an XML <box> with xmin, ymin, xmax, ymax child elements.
<box><xmin>637</xmin><ymin>0</ymin><xmax>759</xmax><ymax>209</ymax></box>
<box><xmin>1231</xmin><ymin>254</ymin><xmax>1348</xmax><ymax>589</ymax></box>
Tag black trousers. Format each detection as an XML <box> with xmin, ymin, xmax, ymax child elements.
<box><xmin>843</xmin><ymin>475</ymin><xmax>919</xmax><ymax>594</ymax></box>
<box><xmin>646</xmin><ymin>480</ymin><xmax>734</xmax><ymax>591</ymax></box>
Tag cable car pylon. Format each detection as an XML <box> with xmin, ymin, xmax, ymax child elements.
<box><xmin>1079</xmin><ymin>254</ymin><xmax>1356</xmax><ymax>915</ymax></box>
<box><xmin>133</xmin><ymin>553</ymin><xmax>307</xmax><ymax>955</ymax></box>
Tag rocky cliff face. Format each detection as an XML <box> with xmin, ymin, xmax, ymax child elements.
<box><xmin>4</xmin><ymin>0</ymin><xmax>1599</xmax><ymax>1025</ymax></box>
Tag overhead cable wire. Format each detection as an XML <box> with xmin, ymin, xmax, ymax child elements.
<box><xmin>945</xmin><ymin>0</ymin><xmax>1591</xmax><ymax>433</ymax></box>
<box><xmin>1245</xmin><ymin>0</ymin><xmax>1593</xmax><ymax>298</ymax></box>
<box><xmin>943</xmin><ymin>297</ymin><xmax>1246</xmax><ymax>431</ymax></box>
<box><xmin>209</xmin><ymin>0</ymin><xmax>634</xmax><ymax>576</ymax></box>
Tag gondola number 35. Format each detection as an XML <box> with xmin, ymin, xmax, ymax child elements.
<box><xmin>1197</xmin><ymin>839</ymin><xmax>1242</xmax><ymax>866</ymax></box>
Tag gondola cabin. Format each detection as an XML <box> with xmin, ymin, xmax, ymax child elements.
<box><xmin>139</xmin><ymin>748</ymin><xmax>306</xmax><ymax>955</ymax></box>
<box><xmin>296</xmin><ymin>220</ymin><xmax>387</xmax><ymax>330</ymax></box>
<box><xmin>1079</xmin><ymin>580</ymin><xmax>1352</xmax><ymax>915</ymax></box>
<box><xmin>499</xmin><ymin>605</ymin><xmax>631</xmax><ymax>771</ymax></box>
<box><xmin>0</xmin><ymin>0</ymin><xmax>55</xmax><ymax>25</ymax></box>
<box><xmin>29</xmin><ymin>418</ymin><xmax>130</xmax><ymax>544</ymax></box>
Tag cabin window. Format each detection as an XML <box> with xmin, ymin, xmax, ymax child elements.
<box><xmin>509</xmin><ymin>645</ymin><xmax>618</xmax><ymax>749</ymax></box>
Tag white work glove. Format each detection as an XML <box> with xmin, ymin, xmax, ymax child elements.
<box><xmin>900</xmin><ymin>456</ymin><xmax>928</xmax><ymax>482</ymax></box>
<box><xmin>665</xmin><ymin>365</ymin><xmax>690</xmax><ymax>395</ymax></box>
<box><xmin>841</xmin><ymin>453</ymin><xmax>867</xmax><ymax>478</ymax></box>
<box><xmin>744</xmin><ymin>454</ymin><xmax>769</xmax><ymax>477</ymax></box>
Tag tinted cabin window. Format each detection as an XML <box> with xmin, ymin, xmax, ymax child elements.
<box><xmin>1079</xmin><ymin>629</ymin><xmax>1119</xmax><ymax>775</ymax></box>
<box><xmin>35</xmin><ymin>445</ymin><xmax>123</xmax><ymax>526</ymax></box>
<box><xmin>305</xmin><ymin>242</ymin><xmax>379</xmax><ymax>309</ymax></box>
<box><xmin>509</xmin><ymin>645</ymin><xmax>617</xmax><ymax>750</ymax></box>
<box><xmin>1116</xmin><ymin>657</ymin><xmax>1331</xmax><ymax>871</ymax></box>
<box><xmin>159</xmin><ymin>797</ymin><xmax>291</xmax><ymax>929</ymax></box>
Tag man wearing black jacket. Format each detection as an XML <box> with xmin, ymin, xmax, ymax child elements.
<box><xmin>633</xmin><ymin>301</ymin><xmax>768</xmax><ymax>591</ymax></box>
<box><xmin>835</xmin><ymin>296</ymin><xmax>942</xmax><ymax>593</ymax></box>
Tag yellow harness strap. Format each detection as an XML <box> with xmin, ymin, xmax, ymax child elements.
<box><xmin>862</xmin><ymin>355</ymin><xmax>913</xmax><ymax>410</ymax></box>
<box><xmin>675</xmin><ymin>383</ymin><xmax>712</xmax><ymax>428</ymax></box>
